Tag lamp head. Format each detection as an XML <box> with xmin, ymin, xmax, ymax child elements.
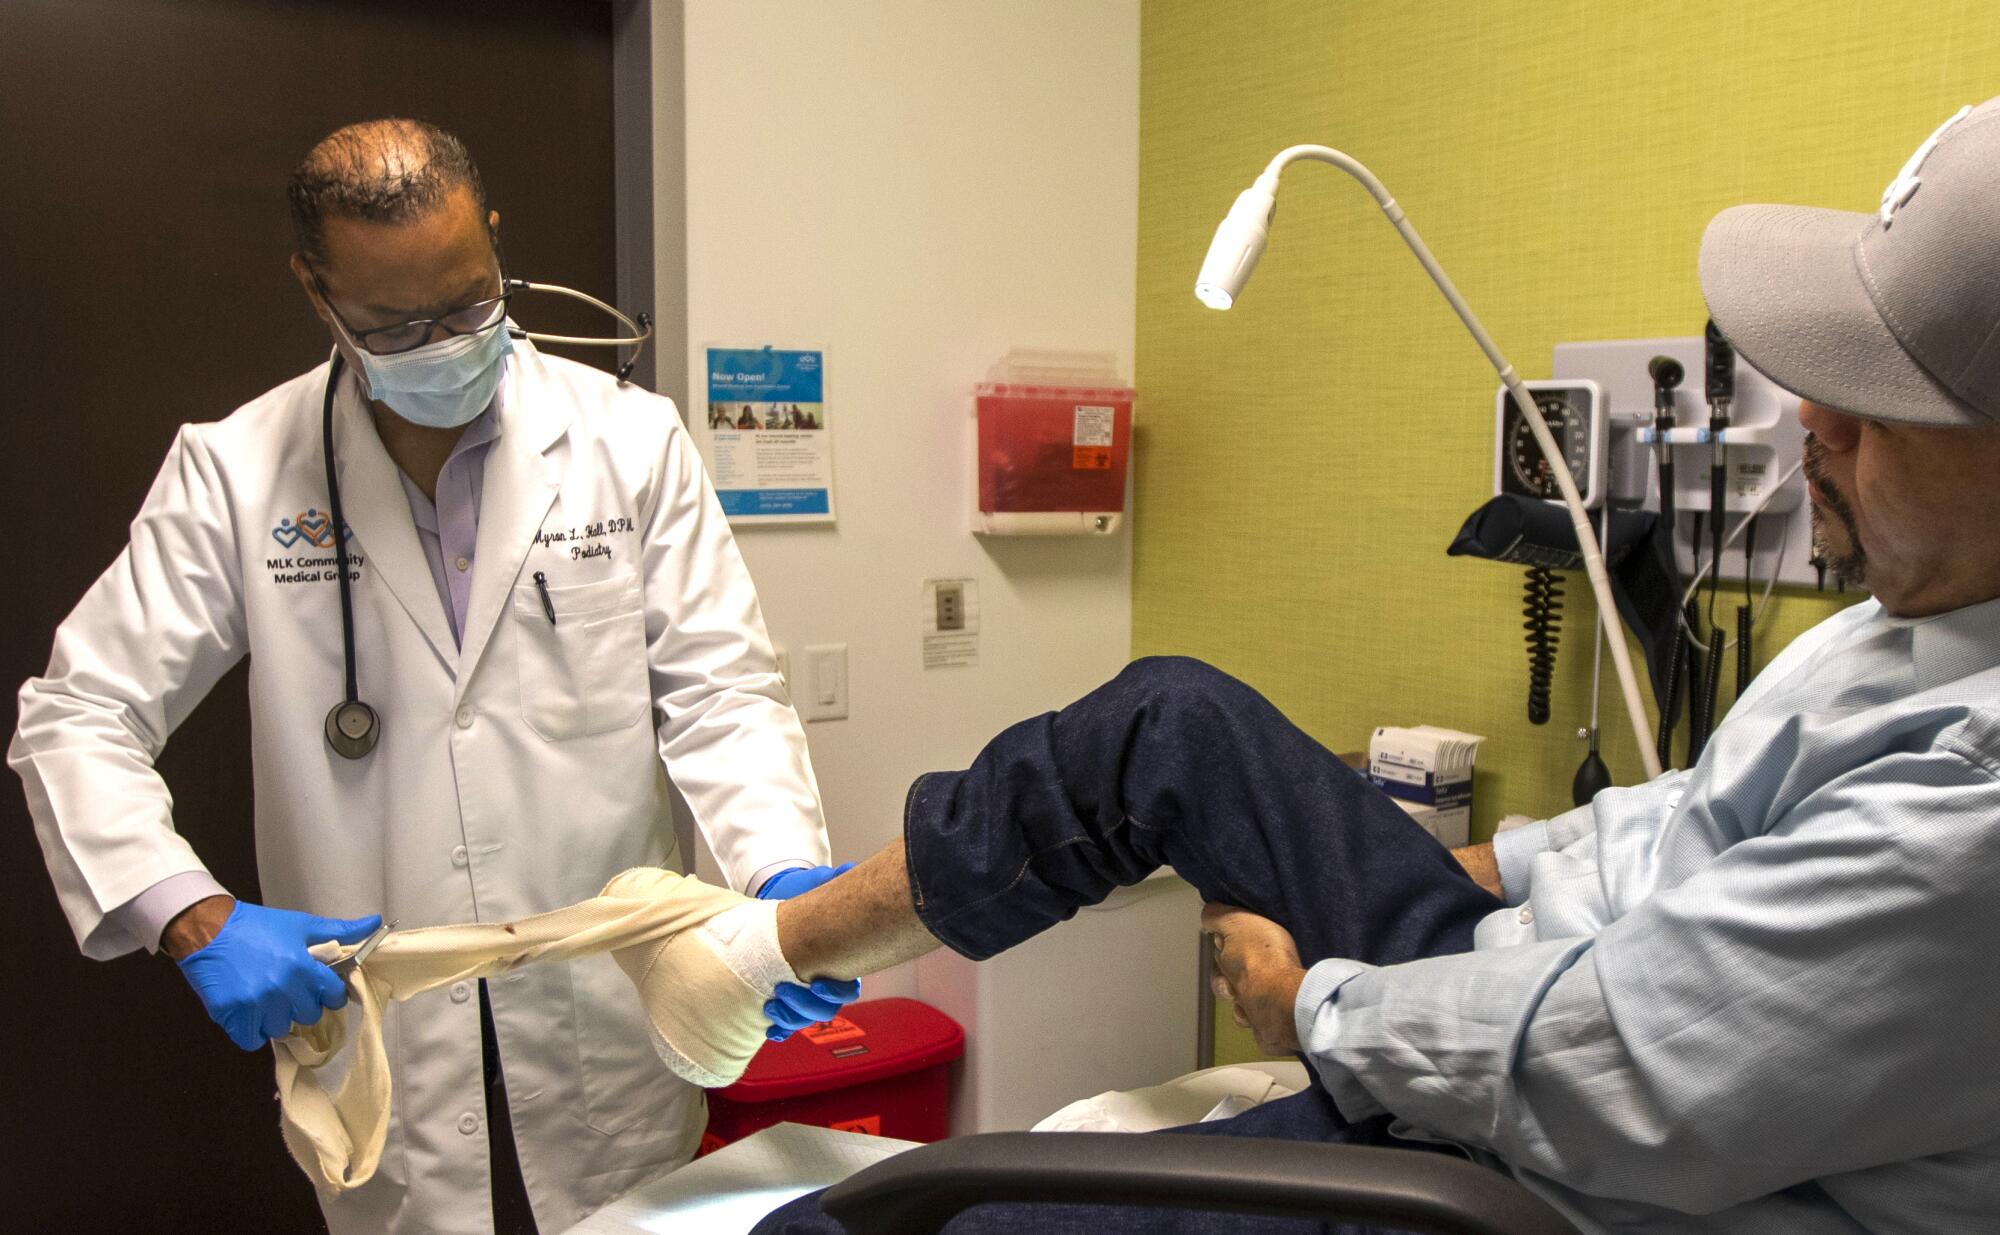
<box><xmin>1194</xmin><ymin>178</ymin><xmax>1277</xmax><ymax>310</ymax></box>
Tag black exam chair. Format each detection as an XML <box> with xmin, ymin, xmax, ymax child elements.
<box><xmin>819</xmin><ymin>1132</ymin><xmax>1585</xmax><ymax>1234</ymax></box>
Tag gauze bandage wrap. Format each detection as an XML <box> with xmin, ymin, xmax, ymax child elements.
<box><xmin>696</xmin><ymin>899</ymin><xmax>802</xmax><ymax>995</ymax></box>
<box><xmin>275</xmin><ymin>868</ymin><xmax>786</xmax><ymax>1195</ymax></box>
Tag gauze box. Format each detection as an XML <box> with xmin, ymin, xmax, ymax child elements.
<box><xmin>1368</xmin><ymin>725</ymin><xmax>1485</xmax><ymax>849</ymax></box>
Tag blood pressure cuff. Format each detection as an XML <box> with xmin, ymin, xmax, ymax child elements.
<box><xmin>275</xmin><ymin>869</ymin><xmax>781</xmax><ymax>1195</ymax></box>
<box><xmin>1447</xmin><ymin>495</ymin><xmax>1683</xmax><ymax>709</ymax></box>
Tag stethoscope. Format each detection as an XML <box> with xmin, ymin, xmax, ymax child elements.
<box><xmin>322</xmin><ymin>281</ymin><xmax>653</xmax><ymax>759</ymax></box>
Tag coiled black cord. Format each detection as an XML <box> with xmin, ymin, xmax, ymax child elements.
<box><xmin>1655</xmin><ymin>622</ymin><xmax>1687</xmax><ymax>769</ymax></box>
<box><xmin>1736</xmin><ymin>605</ymin><xmax>1754</xmax><ymax>703</ymax></box>
<box><xmin>1691</xmin><ymin>620</ymin><xmax>1726</xmax><ymax>765</ymax></box>
<box><xmin>1523</xmin><ymin>565</ymin><xmax>1562</xmax><ymax>725</ymax></box>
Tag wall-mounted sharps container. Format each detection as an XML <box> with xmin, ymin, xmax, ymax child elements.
<box><xmin>974</xmin><ymin>349</ymin><xmax>1134</xmax><ymax>535</ymax></box>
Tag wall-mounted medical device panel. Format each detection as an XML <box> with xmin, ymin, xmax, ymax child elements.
<box><xmin>1552</xmin><ymin>337</ymin><xmax>1816</xmax><ymax>589</ymax></box>
<box><xmin>974</xmin><ymin>349</ymin><xmax>1132</xmax><ymax>536</ymax></box>
<box><xmin>1492</xmin><ymin>380</ymin><xmax>1607</xmax><ymax>509</ymax></box>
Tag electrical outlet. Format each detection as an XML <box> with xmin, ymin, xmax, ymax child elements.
<box><xmin>935</xmin><ymin>580</ymin><xmax>965</xmax><ymax>631</ymax></box>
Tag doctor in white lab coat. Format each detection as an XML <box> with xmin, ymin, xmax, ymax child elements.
<box><xmin>11</xmin><ymin>120</ymin><xmax>850</xmax><ymax>1235</ymax></box>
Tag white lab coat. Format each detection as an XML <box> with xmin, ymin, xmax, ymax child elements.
<box><xmin>11</xmin><ymin>342</ymin><xmax>829</xmax><ymax>1234</ymax></box>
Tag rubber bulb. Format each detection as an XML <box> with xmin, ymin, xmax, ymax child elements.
<box><xmin>1572</xmin><ymin>749</ymin><xmax>1613</xmax><ymax>808</ymax></box>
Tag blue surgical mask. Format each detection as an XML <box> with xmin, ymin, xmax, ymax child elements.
<box><xmin>355</xmin><ymin>319</ymin><xmax>514</xmax><ymax>429</ymax></box>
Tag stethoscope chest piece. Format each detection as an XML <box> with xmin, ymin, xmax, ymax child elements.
<box><xmin>326</xmin><ymin>699</ymin><xmax>380</xmax><ymax>760</ymax></box>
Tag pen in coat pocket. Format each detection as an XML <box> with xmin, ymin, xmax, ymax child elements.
<box><xmin>533</xmin><ymin>571</ymin><xmax>557</xmax><ymax>625</ymax></box>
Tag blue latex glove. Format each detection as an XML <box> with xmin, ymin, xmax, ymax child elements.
<box><xmin>176</xmin><ymin>900</ymin><xmax>383</xmax><ymax>1051</ymax></box>
<box><xmin>756</xmin><ymin>863</ymin><xmax>862</xmax><ymax>1041</ymax></box>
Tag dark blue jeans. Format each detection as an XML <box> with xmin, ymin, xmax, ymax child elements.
<box><xmin>754</xmin><ymin>657</ymin><xmax>1503</xmax><ymax>1235</ymax></box>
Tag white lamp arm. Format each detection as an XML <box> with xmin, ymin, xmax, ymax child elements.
<box><xmin>1251</xmin><ymin>145</ymin><xmax>1665</xmax><ymax>780</ymax></box>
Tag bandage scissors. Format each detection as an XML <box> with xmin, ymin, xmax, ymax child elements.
<box><xmin>332</xmin><ymin>919</ymin><xmax>396</xmax><ymax>976</ymax></box>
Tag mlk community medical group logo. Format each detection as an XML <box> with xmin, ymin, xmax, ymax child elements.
<box><xmin>267</xmin><ymin>508</ymin><xmax>361</xmax><ymax>585</ymax></box>
<box><xmin>271</xmin><ymin>508</ymin><xmax>341</xmax><ymax>550</ymax></box>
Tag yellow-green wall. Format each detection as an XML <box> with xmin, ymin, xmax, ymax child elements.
<box><xmin>1134</xmin><ymin>0</ymin><xmax>2000</xmax><ymax>1063</ymax></box>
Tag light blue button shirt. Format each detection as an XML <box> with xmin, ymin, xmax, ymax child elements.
<box><xmin>1296</xmin><ymin>595</ymin><xmax>2000</xmax><ymax>1233</ymax></box>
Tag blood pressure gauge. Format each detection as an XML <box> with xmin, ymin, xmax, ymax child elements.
<box><xmin>1493</xmin><ymin>379</ymin><xmax>1606</xmax><ymax>508</ymax></box>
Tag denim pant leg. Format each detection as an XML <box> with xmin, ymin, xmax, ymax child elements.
<box><xmin>752</xmin><ymin>658</ymin><xmax>1501</xmax><ymax>1235</ymax></box>
<box><xmin>907</xmin><ymin>656</ymin><xmax>1501</xmax><ymax>969</ymax></box>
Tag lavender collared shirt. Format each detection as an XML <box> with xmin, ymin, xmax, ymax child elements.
<box><xmin>396</xmin><ymin>410</ymin><xmax>500</xmax><ymax>648</ymax></box>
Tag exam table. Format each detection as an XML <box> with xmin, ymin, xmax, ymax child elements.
<box><xmin>818</xmin><ymin>1131</ymin><xmax>1586</xmax><ymax>1235</ymax></box>
<box><xmin>562</xmin><ymin>1069</ymin><xmax>1585</xmax><ymax>1235</ymax></box>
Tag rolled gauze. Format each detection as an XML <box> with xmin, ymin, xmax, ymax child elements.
<box><xmin>274</xmin><ymin>867</ymin><xmax>778</xmax><ymax>1194</ymax></box>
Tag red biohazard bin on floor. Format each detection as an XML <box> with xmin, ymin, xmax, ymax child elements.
<box><xmin>699</xmin><ymin>997</ymin><xmax>964</xmax><ymax>1155</ymax></box>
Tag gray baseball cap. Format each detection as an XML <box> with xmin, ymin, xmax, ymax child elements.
<box><xmin>1699</xmin><ymin>98</ymin><xmax>2000</xmax><ymax>427</ymax></box>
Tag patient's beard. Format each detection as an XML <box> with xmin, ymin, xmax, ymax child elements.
<box><xmin>1804</xmin><ymin>435</ymin><xmax>1867</xmax><ymax>585</ymax></box>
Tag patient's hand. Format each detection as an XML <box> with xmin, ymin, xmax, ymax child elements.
<box><xmin>1201</xmin><ymin>904</ymin><xmax>1306</xmax><ymax>1057</ymax></box>
<box><xmin>1450</xmin><ymin>842</ymin><xmax>1503</xmax><ymax>899</ymax></box>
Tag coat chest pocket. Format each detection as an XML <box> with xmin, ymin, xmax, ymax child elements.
<box><xmin>512</xmin><ymin>572</ymin><xmax>649</xmax><ymax>740</ymax></box>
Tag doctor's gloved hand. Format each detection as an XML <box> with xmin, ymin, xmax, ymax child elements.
<box><xmin>174</xmin><ymin>899</ymin><xmax>383</xmax><ymax>1051</ymax></box>
<box><xmin>756</xmin><ymin>864</ymin><xmax>862</xmax><ymax>1041</ymax></box>
<box><xmin>756</xmin><ymin>863</ymin><xmax>853</xmax><ymax>902</ymax></box>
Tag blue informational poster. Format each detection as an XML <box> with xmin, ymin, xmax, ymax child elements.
<box><xmin>700</xmin><ymin>346</ymin><xmax>836</xmax><ymax>523</ymax></box>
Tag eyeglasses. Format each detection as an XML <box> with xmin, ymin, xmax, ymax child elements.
<box><xmin>312</xmin><ymin>267</ymin><xmax>513</xmax><ymax>356</ymax></box>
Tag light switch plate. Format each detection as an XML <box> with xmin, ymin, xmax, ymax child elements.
<box><xmin>800</xmin><ymin>643</ymin><xmax>848</xmax><ymax>721</ymax></box>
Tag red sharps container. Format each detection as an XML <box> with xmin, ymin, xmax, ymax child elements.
<box><xmin>974</xmin><ymin>349</ymin><xmax>1134</xmax><ymax>536</ymax></box>
<box><xmin>700</xmin><ymin>998</ymin><xmax>965</xmax><ymax>1155</ymax></box>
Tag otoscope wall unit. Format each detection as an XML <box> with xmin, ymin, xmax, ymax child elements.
<box><xmin>1551</xmin><ymin>337</ymin><xmax>1818</xmax><ymax>591</ymax></box>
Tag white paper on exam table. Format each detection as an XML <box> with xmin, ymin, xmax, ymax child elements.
<box><xmin>560</xmin><ymin>1122</ymin><xmax>922</xmax><ymax>1235</ymax></box>
<box><xmin>1031</xmin><ymin>1061</ymin><xmax>1310</xmax><ymax>1134</ymax></box>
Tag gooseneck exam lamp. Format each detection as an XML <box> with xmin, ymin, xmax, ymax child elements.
<box><xmin>1196</xmin><ymin>146</ymin><xmax>1665</xmax><ymax>780</ymax></box>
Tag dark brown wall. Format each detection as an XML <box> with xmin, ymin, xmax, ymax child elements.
<box><xmin>0</xmin><ymin>1</ymin><xmax>618</xmax><ymax>1226</ymax></box>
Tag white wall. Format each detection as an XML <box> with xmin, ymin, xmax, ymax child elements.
<box><xmin>669</xmin><ymin>4</ymin><xmax>1136</xmax><ymax>929</ymax></box>
<box><xmin>665</xmin><ymin>0</ymin><xmax>1150</xmax><ymax>1128</ymax></box>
